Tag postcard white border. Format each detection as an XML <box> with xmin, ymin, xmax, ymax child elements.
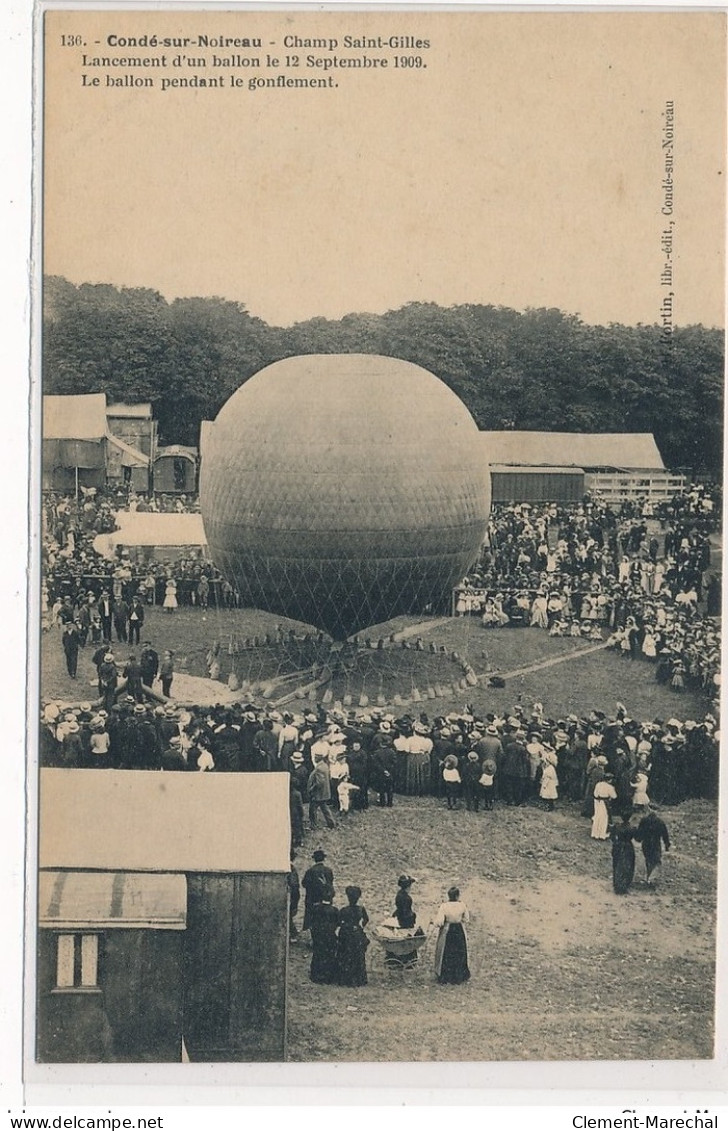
<box><xmin>5</xmin><ymin>0</ymin><xmax>728</xmax><ymax>1110</ymax></box>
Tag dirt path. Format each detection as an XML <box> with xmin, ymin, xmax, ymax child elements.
<box><xmin>477</xmin><ymin>641</ymin><xmax>610</xmax><ymax>682</ymax></box>
<box><xmin>388</xmin><ymin>617</ymin><xmax>453</xmax><ymax>642</ymax></box>
<box><xmin>287</xmin><ymin>796</ymin><xmax>716</xmax><ymax>1062</ymax></box>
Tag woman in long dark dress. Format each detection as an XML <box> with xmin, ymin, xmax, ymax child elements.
<box><xmin>309</xmin><ymin>898</ymin><xmax>340</xmax><ymax>984</ymax></box>
<box><xmin>610</xmin><ymin>813</ymin><xmax>636</xmax><ymax>894</ymax></box>
<box><xmin>634</xmin><ymin>811</ymin><xmax>671</xmax><ymax>887</ymax></box>
<box><xmin>337</xmin><ymin>885</ymin><xmax>369</xmax><ymax>986</ymax></box>
<box><xmin>434</xmin><ymin>887</ymin><xmax>471</xmax><ymax>985</ymax></box>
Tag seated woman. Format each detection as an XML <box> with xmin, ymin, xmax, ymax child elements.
<box><xmin>378</xmin><ymin>874</ymin><xmax>421</xmax><ymax>966</ymax></box>
<box><xmin>481</xmin><ymin>598</ymin><xmax>499</xmax><ymax>627</ymax></box>
<box><xmin>394</xmin><ymin>874</ymin><xmax>416</xmax><ymax>929</ymax></box>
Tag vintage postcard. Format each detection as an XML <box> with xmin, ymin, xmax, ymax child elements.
<box><xmin>30</xmin><ymin>0</ymin><xmax>726</xmax><ymax>1093</ymax></box>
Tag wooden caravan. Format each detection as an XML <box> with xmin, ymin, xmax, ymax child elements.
<box><xmin>37</xmin><ymin>870</ymin><xmax>186</xmax><ymax>1063</ymax></box>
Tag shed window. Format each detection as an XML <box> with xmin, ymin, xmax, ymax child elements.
<box><xmin>55</xmin><ymin>934</ymin><xmax>99</xmax><ymax>990</ymax></box>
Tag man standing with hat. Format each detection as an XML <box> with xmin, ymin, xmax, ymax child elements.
<box><xmin>302</xmin><ymin>849</ymin><xmax>335</xmax><ymax>931</ymax></box>
<box><xmin>97</xmin><ymin>651</ymin><xmax>118</xmax><ymax>712</ymax></box>
<box><xmin>128</xmin><ymin>596</ymin><xmax>145</xmax><ymax>646</ymax></box>
<box><xmin>140</xmin><ymin>641</ymin><xmax>159</xmax><ymax>690</ymax></box>
<box><xmin>369</xmin><ymin>726</ymin><xmax>396</xmax><ymax>808</ymax></box>
<box><xmin>307</xmin><ymin>753</ymin><xmax>336</xmax><ymax>828</ymax></box>
<box><xmin>98</xmin><ymin>590</ymin><xmax>114</xmax><ymax>644</ymax></box>
<box><xmin>501</xmin><ymin>724</ymin><xmax>529</xmax><ymax>806</ymax></box>
<box><xmin>123</xmin><ymin>654</ymin><xmax>144</xmax><ymax>704</ymax></box>
<box><xmin>113</xmin><ymin>595</ymin><xmax>130</xmax><ymax>644</ymax></box>
<box><xmin>289</xmin><ymin>749</ymin><xmax>309</xmax><ymax>796</ymax></box>
<box><xmin>61</xmin><ymin>620</ymin><xmax>80</xmax><ymax>679</ymax></box>
<box><xmin>253</xmin><ymin>716</ymin><xmax>278</xmax><ymax>773</ymax></box>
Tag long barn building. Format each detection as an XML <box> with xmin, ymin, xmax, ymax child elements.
<box><xmin>481</xmin><ymin>431</ymin><xmax>685</xmax><ymax>504</ymax></box>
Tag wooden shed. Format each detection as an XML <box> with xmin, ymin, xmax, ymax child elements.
<box><xmin>106</xmin><ymin>402</ymin><xmax>157</xmax><ymax>458</ymax></box>
<box><xmin>37</xmin><ymin>769</ymin><xmax>291</xmax><ymax>1063</ymax></box>
<box><xmin>489</xmin><ymin>465</ymin><xmax>585</xmax><ymax>503</ymax></box>
<box><xmin>37</xmin><ymin>870</ymin><xmax>186</xmax><ymax>1063</ymax></box>
<box><xmin>105</xmin><ymin>432</ymin><xmax>151</xmax><ymax>493</ymax></box>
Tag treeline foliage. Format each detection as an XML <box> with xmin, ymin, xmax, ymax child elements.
<box><xmin>43</xmin><ymin>276</ymin><xmax>724</xmax><ymax>473</ymax></box>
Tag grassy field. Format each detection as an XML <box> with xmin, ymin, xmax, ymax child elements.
<box><xmin>287</xmin><ymin>795</ymin><xmax>717</xmax><ymax>1061</ymax></box>
<box><xmin>40</xmin><ymin>605</ymin><xmax>710</xmax><ymax>724</ymax></box>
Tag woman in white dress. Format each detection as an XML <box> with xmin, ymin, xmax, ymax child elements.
<box><xmin>481</xmin><ymin>598</ymin><xmax>498</xmax><ymax>627</ymax></box>
<box><xmin>492</xmin><ymin>594</ymin><xmax>510</xmax><ymax>627</ymax></box>
<box><xmin>530</xmin><ymin>592</ymin><xmax>549</xmax><ymax>629</ymax></box>
<box><xmin>539</xmin><ymin>748</ymin><xmax>559</xmax><ymax>812</ymax></box>
<box><xmin>433</xmin><ymin>887</ymin><xmax>470</xmax><ymax>984</ymax></box>
<box><xmin>631</xmin><ymin>764</ymin><xmax>651</xmax><ymax>811</ymax></box>
<box><xmin>642</xmin><ymin>628</ymin><xmax>657</xmax><ymax>660</ymax></box>
<box><xmin>163</xmin><ymin>579</ymin><xmax>178</xmax><ymax>613</ymax></box>
<box><xmin>591</xmin><ymin>777</ymin><xmax>617</xmax><ymax>840</ymax></box>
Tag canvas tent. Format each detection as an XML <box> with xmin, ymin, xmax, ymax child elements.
<box><xmin>43</xmin><ymin>394</ymin><xmax>108</xmax><ymax>493</ymax></box>
<box><xmin>93</xmin><ymin>511</ymin><xmax>207</xmax><ymax>562</ymax></box>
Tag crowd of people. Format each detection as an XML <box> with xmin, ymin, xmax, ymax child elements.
<box><xmin>40</xmin><ymin>485</ymin><xmax>721</xmax><ymax>991</ymax></box>
<box><xmin>42</xmin><ymin>489</ymin><xmax>235</xmax><ymax>618</ymax></box>
<box><xmin>453</xmin><ymin>489</ymin><xmax>721</xmax><ymax>698</ymax></box>
<box><xmin>40</xmin><ymin>693</ymin><xmax>720</xmax><ymax>821</ymax></box>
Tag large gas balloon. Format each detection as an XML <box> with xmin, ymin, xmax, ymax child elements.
<box><xmin>200</xmin><ymin>354</ymin><xmax>491</xmax><ymax>639</ymax></box>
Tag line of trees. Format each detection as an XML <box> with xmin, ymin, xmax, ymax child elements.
<box><xmin>43</xmin><ymin>275</ymin><xmax>724</xmax><ymax>474</ymax></box>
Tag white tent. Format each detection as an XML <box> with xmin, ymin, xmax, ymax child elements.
<box><xmin>93</xmin><ymin>511</ymin><xmax>207</xmax><ymax>559</ymax></box>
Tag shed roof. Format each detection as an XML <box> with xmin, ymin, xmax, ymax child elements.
<box><xmin>480</xmin><ymin>432</ymin><xmax>665</xmax><ymax>471</ymax></box>
<box><xmin>106</xmin><ymin>403</ymin><xmax>153</xmax><ymax>419</ymax></box>
<box><xmin>39</xmin><ymin>770</ymin><xmax>291</xmax><ymax>874</ymax></box>
<box><xmin>43</xmin><ymin>394</ymin><xmax>108</xmax><ymax>441</ymax></box>
<box><xmin>489</xmin><ymin>465</ymin><xmax>585</xmax><ymax>476</ymax></box>
<box><xmin>38</xmin><ymin>870</ymin><xmax>187</xmax><ymax>931</ymax></box>
<box><xmin>109</xmin><ymin>511</ymin><xmax>206</xmax><ymax>547</ymax></box>
<box><xmin>155</xmin><ymin>445</ymin><xmax>198</xmax><ymax>463</ymax></box>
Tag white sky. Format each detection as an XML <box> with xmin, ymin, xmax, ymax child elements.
<box><xmin>43</xmin><ymin>9</ymin><xmax>726</xmax><ymax>328</ymax></box>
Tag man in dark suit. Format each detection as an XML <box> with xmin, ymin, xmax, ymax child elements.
<box><xmin>98</xmin><ymin>591</ymin><xmax>114</xmax><ymax>644</ymax></box>
<box><xmin>501</xmin><ymin>726</ymin><xmax>530</xmax><ymax>806</ymax></box>
<box><xmin>302</xmin><ymin>849</ymin><xmax>335</xmax><ymax>931</ymax></box>
<box><xmin>62</xmin><ymin>621</ymin><xmax>80</xmax><ymax>679</ymax></box>
<box><xmin>123</xmin><ymin>654</ymin><xmax>145</xmax><ymax>703</ymax></box>
<box><xmin>128</xmin><ymin>596</ymin><xmax>145</xmax><ymax>645</ymax></box>
<box><xmin>113</xmin><ymin>597</ymin><xmax>130</xmax><ymax>643</ymax></box>
<box><xmin>139</xmin><ymin>641</ymin><xmax>159</xmax><ymax>689</ymax></box>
